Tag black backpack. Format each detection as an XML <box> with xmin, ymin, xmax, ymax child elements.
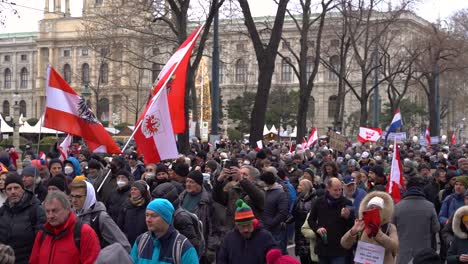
<box><xmin>174</xmin><ymin>208</ymin><xmax>205</xmax><ymax>258</ymax></box>
<box><xmin>88</xmin><ymin>210</ymin><xmax>109</xmax><ymax>248</ymax></box>
<box><xmin>39</xmin><ymin>219</ymin><xmax>83</xmax><ymax>252</ymax></box>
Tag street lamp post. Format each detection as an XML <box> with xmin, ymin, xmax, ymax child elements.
<box><xmin>12</xmin><ymin>92</ymin><xmax>22</xmax><ymax>170</ymax></box>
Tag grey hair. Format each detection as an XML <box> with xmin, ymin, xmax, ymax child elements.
<box><xmin>44</xmin><ymin>191</ymin><xmax>71</xmax><ymax>210</ymax></box>
<box><xmin>241</xmin><ymin>165</ymin><xmax>260</xmax><ymax>179</ymax></box>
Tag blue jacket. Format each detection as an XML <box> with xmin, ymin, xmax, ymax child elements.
<box><xmin>283</xmin><ymin>178</ymin><xmax>297</xmax><ymax>213</ymax></box>
<box><xmin>439</xmin><ymin>193</ymin><xmax>465</xmax><ymax>225</ymax></box>
<box><xmin>65</xmin><ymin>157</ymin><xmax>82</xmax><ymax>178</ymax></box>
<box><xmin>352</xmin><ymin>188</ymin><xmax>367</xmax><ymax>217</ymax></box>
<box><xmin>130</xmin><ymin>226</ymin><xmax>199</xmax><ymax>264</ymax></box>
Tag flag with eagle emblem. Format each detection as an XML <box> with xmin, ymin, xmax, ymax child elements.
<box><xmin>44</xmin><ymin>66</ymin><xmax>121</xmax><ymax>154</ymax></box>
<box><xmin>134</xmin><ymin>88</ymin><xmax>178</xmax><ymax>164</ymax></box>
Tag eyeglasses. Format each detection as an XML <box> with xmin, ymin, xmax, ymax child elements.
<box><xmin>70</xmin><ymin>194</ymin><xmax>85</xmax><ymax>199</ymax></box>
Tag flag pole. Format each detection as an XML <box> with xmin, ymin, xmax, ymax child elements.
<box><xmin>97</xmin><ymin>24</ymin><xmax>205</xmax><ymax>193</ymax></box>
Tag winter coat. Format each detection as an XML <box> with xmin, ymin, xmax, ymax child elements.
<box><xmin>441</xmin><ymin>213</ymin><xmax>455</xmax><ymax>248</ymax></box>
<box><xmin>131</xmin><ymin>163</ymin><xmax>146</xmax><ymax>181</ymax></box>
<box><xmin>217</xmin><ymin>224</ymin><xmax>277</xmax><ymax>264</ymax></box>
<box><xmin>106</xmin><ymin>184</ymin><xmax>131</xmax><ymax>223</ymax></box>
<box><xmin>349</xmin><ymin>187</ymin><xmax>367</xmax><ymax>218</ymax></box>
<box><xmin>117</xmin><ymin>199</ymin><xmax>149</xmax><ymax>245</ymax></box>
<box><xmin>423</xmin><ymin>178</ymin><xmax>444</xmax><ymax>212</ymax></box>
<box><xmin>392</xmin><ymin>188</ymin><xmax>440</xmax><ymax>264</ymax></box>
<box><xmin>292</xmin><ymin>191</ymin><xmax>315</xmax><ymax>258</ymax></box>
<box><xmin>29</xmin><ymin>212</ymin><xmax>100</xmax><ymax>264</ymax></box>
<box><xmin>213</xmin><ymin>178</ymin><xmax>265</xmax><ymax>230</ymax></box>
<box><xmin>0</xmin><ymin>190</ymin><xmax>46</xmax><ymax>264</ymax></box>
<box><xmin>283</xmin><ymin>178</ymin><xmax>296</xmax><ymax>213</ymax></box>
<box><xmin>65</xmin><ymin>157</ymin><xmax>82</xmax><ymax>178</ymax></box>
<box><xmin>307</xmin><ymin>193</ymin><xmax>354</xmax><ymax>257</ymax></box>
<box><xmin>77</xmin><ymin>201</ymin><xmax>131</xmax><ymax>252</ymax></box>
<box><xmin>32</xmin><ymin>182</ymin><xmax>48</xmax><ymax>203</ymax></box>
<box><xmin>439</xmin><ymin>192</ymin><xmax>465</xmax><ymax>225</ymax></box>
<box><xmin>301</xmin><ymin>213</ymin><xmax>319</xmax><ymax>262</ymax></box>
<box><xmin>179</xmin><ymin>188</ymin><xmax>217</xmax><ymax>254</ymax></box>
<box><xmin>447</xmin><ymin>205</ymin><xmax>468</xmax><ymax>264</ymax></box>
<box><xmin>261</xmin><ymin>183</ymin><xmax>289</xmax><ymax>233</ymax></box>
<box><xmin>130</xmin><ymin>226</ymin><xmax>199</xmax><ymax>264</ymax></box>
<box><xmin>94</xmin><ymin>169</ymin><xmax>117</xmax><ymax>204</ymax></box>
<box><xmin>341</xmin><ymin>191</ymin><xmax>399</xmax><ymax>264</ymax></box>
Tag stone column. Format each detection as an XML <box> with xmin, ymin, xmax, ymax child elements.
<box><xmin>44</xmin><ymin>0</ymin><xmax>49</xmax><ymax>13</ymax></box>
<box><xmin>54</xmin><ymin>0</ymin><xmax>61</xmax><ymax>13</ymax></box>
<box><xmin>65</xmin><ymin>0</ymin><xmax>71</xmax><ymax>16</ymax></box>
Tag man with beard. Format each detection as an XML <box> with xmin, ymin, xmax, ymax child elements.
<box><xmin>217</xmin><ymin>199</ymin><xmax>277</xmax><ymax>264</ymax></box>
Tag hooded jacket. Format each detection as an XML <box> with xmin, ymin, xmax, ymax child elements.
<box><xmin>447</xmin><ymin>205</ymin><xmax>468</xmax><ymax>264</ymax></box>
<box><xmin>0</xmin><ymin>190</ymin><xmax>46</xmax><ymax>264</ymax></box>
<box><xmin>341</xmin><ymin>191</ymin><xmax>398</xmax><ymax>264</ymax></box>
<box><xmin>29</xmin><ymin>212</ymin><xmax>100</xmax><ymax>264</ymax></box>
<box><xmin>439</xmin><ymin>192</ymin><xmax>465</xmax><ymax>225</ymax></box>
<box><xmin>77</xmin><ymin>181</ymin><xmax>131</xmax><ymax>252</ymax></box>
<box><xmin>65</xmin><ymin>157</ymin><xmax>82</xmax><ymax>179</ymax></box>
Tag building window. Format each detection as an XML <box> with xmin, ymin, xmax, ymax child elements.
<box><xmin>329</xmin><ymin>55</ymin><xmax>340</xmax><ymax>81</ymax></box>
<box><xmin>306</xmin><ymin>56</ymin><xmax>314</xmax><ymax>76</ymax></box>
<box><xmin>97</xmin><ymin>97</ymin><xmax>109</xmax><ymax>121</ymax></box>
<box><xmin>235</xmin><ymin>59</ymin><xmax>247</xmax><ymax>83</ymax></box>
<box><xmin>82</xmin><ymin>63</ymin><xmax>90</xmax><ymax>85</ymax></box>
<box><xmin>4</xmin><ymin>55</ymin><xmax>10</xmax><ymax>62</ymax></box>
<box><xmin>4</xmin><ymin>68</ymin><xmax>11</xmax><ymax>89</ymax></box>
<box><xmin>63</xmin><ymin>64</ymin><xmax>72</xmax><ymax>83</ymax></box>
<box><xmin>19</xmin><ymin>100</ymin><xmax>26</xmax><ymax>117</ymax></box>
<box><xmin>63</xmin><ymin>50</ymin><xmax>71</xmax><ymax>57</ymax></box>
<box><xmin>328</xmin><ymin>95</ymin><xmax>337</xmax><ymax>118</ymax></box>
<box><xmin>2</xmin><ymin>100</ymin><xmax>10</xmax><ymax>116</ymax></box>
<box><xmin>152</xmin><ymin>63</ymin><xmax>160</xmax><ymax>84</ymax></box>
<box><xmin>82</xmin><ymin>49</ymin><xmax>88</xmax><ymax>56</ymax></box>
<box><xmin>219</xmin><ymin>61</ymin><xmax>225</xmax><ymax>84</ymax></box>
<box><xmin>20</xmin><ymin>68</ymin><xmax>28</xmax><ymax>88</ymax></box>
<box><xmin>99</xmin><ymin>63</ymin><xmax>109</xmax><ymax>84</ymax></box>
<box><xmin>21</xmin><ymin>54</ymin><xmax>27</xmax><ymax>61</ymax></box>
<box><xmin>281</xmin><ymin>58</ymin><xmax>292</xmax><ymax>82</ymax></box>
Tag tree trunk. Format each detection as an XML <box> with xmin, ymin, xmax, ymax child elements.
<box><xmin>296</xmin><ymin>78</ymin><xmax>310</xmax><ymax>144</ymax></box>
<box><xmin>359</xmin><ymin>95</ymin><xmax>369</xmax><ymax>126</ymax></box>
<box><xmin>427</xmin><ymin>76</ymin><xmax>438</xmax><ymax>136</ymax></box>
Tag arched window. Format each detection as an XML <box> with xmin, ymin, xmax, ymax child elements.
<box><xmin>82</xmin><ymin>63</ymin><xmax>90</xmax><ymax>85</ymax></box>
<box><xmin>2</xmin><ymin>100</ymin><xmax>10</xmax><ymax>116</ymax></box>
<box><xmin>99</xmin><ymin>63</ymin><xmax>109</xmax><ymax>85</ymax></box>
<box><xmin>328</xmin><ymin>95</ymin><xmax>337</xmax><ymax>118</ymax></box>
<box><xmin>19</xmin><ymin>100</ymin><xmax>26</xmax><ymax>117</ymax></box>
<box><xmin>20</xmin><ymin>68</ymin><xmax>28</xmax><ymax>88</ymax></box>
<box><xmin>235</xmin><ymin>59</ymin><xmax>247</xmax><ymax>83</ymax></box>
<box><xmin>306</xmin><ymin>56</ymin><xmax>314</xmax><ymax>76</ymax></box>
<box><xmin>151</xmin><ymin>63</ymin><xmax>161</xmax><ymax>84</ymax></box>
<box><xmin>97</xmin><ymin>97</ymin><xmax>110</xmax><ymax>122</ymax></box>
<box><xmin>329</xmin><ymin>55</ymin><xmax>340</xmax><ymax>81</ymax></box>
<box><xmin>281</xmin><ymin>58</ymin><xmax>292</xmax><ymax>82</ymax></box>
<box><xmin>4</xmin><ymin>68</ymin><xmax>11</xmax><ymax>89</ymax></box>
<box><xmin>63</xmin><ymin>64</ymin><xmax>72</xmax><ymax>84</ymax></box>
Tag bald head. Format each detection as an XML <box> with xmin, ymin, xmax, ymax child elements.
<box><xmin>327</xmin><ymin>177</ymin><xmax>343</xmax><ymax>199</ymax></box>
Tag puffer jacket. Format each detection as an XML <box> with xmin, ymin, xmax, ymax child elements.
<box><xmin>118</xmin><ymin>199</ymin><xmax>149</xmax><ymax>245</ymax></box>
<box><xmin>447</xmin><ymin>205</ymin><xmax>468</xmax><ymax>264</ymax></box>
<box><xmin>106</xmin><ymin>184</ymin><xmax>131</xmax><ymax>223</ymax></box>
<box><xmin>94</xmin><ymin>168</ymin><xmax>117</xmax><ymax>204</ymax></box>
<box><xmin>292</xmin><ymin>191</ymin><xmax>315</xmax><ymax>258</ymax></box>
<box><xmin>261</xmin><ymin>183</ymin><xmax>289</xmax><ymax>233</ymax></box>
<box><xmin>0</xmin><ymin>190</ymin><xmax>46</xmax><ymax>264</ymax></box>
<box><xmin>341</xmin><ymin>191</ymin><xmax>399</xmax><ymax>264</ymax></box>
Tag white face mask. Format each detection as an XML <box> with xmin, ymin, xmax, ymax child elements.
<box><xmin>64</xmin><ymin>166</ymin><xmax>73</xmax><ymax>175</ymax></box>
<box><xmin>116</xmin><ymin>180</ymin><xmax>127</xmax><ymax>188</ymax></box>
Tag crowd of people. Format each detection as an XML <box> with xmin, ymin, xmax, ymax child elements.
<box><xmin>0</xmin><ymin>139</ymin><xmax>467</xmax><ymax>264</ymax></box>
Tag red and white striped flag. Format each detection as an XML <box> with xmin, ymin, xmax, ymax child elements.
<box><xmin>58</xmin><ymin>134</ymin><xmax>73</xmax><ymax>161</ymax></box>
<box><xmin>305</xmin><ymin>128</ymin><xmax>318</xmax><ymax>149</ymax></box>
<box><xmin>452</xmin><ymin>131</ymin><xmax>457</xmax><ymax>145</ymax></box>
<box><xmin>44</xmin><ymin>66</ymin><xmax>121</xmax><ymax>154</ymax></box>
<box><xmin>425</xmin><ymin>128</ymin><xmax>431</xmax><ymax>145</ymax></box>
<box><xmin>134</xmin><ymin>89</ymin><xmax>178</xmax><ymax>164</ymax></box>
<box><xmin>151</xmin><ymin>25</ymin><xmax>205</xmax><ymax>134</ymax></box>
<box><xmin>386</xmin><ymin>139</ymin><xmax>404</xmax><ymax>203</ymax></box>
<box><xmin>358</xmin><ymin>127</ymin><xmax>383</xmax><ymax>143</ymax></box>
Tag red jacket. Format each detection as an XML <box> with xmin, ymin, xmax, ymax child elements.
<box><xmin>29</xmin><ymin>212</ymin><xmax>100</xmax><ymax>264</ymax></box>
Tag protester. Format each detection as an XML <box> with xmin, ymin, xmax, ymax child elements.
<box><xmin>341</xmin><ymin>191</ymin><xmax>398</xmax><ymax>264</ymax></box>
<box><xmin>130</xmin><ymin>198</ymin><xmax>199</xmax><ymax>264</ymax></box>
<box><xmin>0</xmin><ymin>174</ymin><xmax>46</xmax><ymax>264</ymax></box>
<box><xmin>128</xmin><ymin>152</ymin><xmax>145</xmax><ymax>181</ymax></box>
<box><xmin>217</xmin><ymin>199</ymin><xmax>277</xmax><ymax>264</ymax></box>
<box><xmin>172</xmin><ymin>162</ymin><xmax>189</xmax><ymax>193</ymax></box>
<box><xmin>22</xmin><ymin>165</ymin><xmax>47</xmax><ymax>202</ymax></box>
<box><xmin>0</xmin><ymin>169</ymin><xmax>7</xmax><ymax>206</ymax></box>
<box><xmin>0</xmin><ymin>243</ymin><xmax>15</xmax><ymax>264</ymax></box>
<box><xmin>266</xmin><ymin>248</ymin><xmax>300</xmax><ymax>264</ymax></box>
<box><xmin>95</xmin><ymin>156</ymin><xmax>126</xmax><ymax>203</ymax></box>
<box><xmin>69</xmin><ymin>180</ymin><xmax>131</xmax><ymax>251</ymax></box>
<box><xmin>46</xmin><ymin>173</ymin><xmax>67</xmax><ymax>193</ymax></box>
<box><xmin>368</xmin><ymin>165</ymin><xmax>387</xmax><ymax>192</ymax></box>
<box><xmin>439</xmin><ymin>176</ymin><xmax>468</xmax><ymax>225</ymax></box>
<box><xmin>64</xmin><ymin>157</ymin><xmax>82</xmax><ymax>180</ymax></box>
<box><xmin>342</xmin><ymin>175</ymin><xmax>367</xmax><ymax>217</ymax></box>
<box><xmin>29</xmin><ymin>191</ymin><xmax>100</xmax><ymax>264</ymax></box>
<box><xmin>447</xmin><ymin>205</ymin><xmax>468</xmax><ymax>264</ymax></box>
<box><xmin>87</xmin><ymin>158</ymin><xmax>104</xmax><ymax>186</ymax></box>
<box><xmin>47</xmin><ymin>159</ymin><xmax>63</xmax><ymax>178</ymax></box>
<box><xmin>106</xmin><ymin>170</ymin><xmax>132</xmax><ymax>223</ymax></box>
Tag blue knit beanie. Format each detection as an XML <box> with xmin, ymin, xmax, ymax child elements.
<box><xmin>146</xmin><ymin>198</ymin><xmax>174</xmax><ymax>224</ymax></box>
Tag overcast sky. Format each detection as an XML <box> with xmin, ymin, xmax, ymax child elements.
<box><xmin>1</xmin><ymin>0</ymin><xmax>467</xmax><ymax>33</ymax></box>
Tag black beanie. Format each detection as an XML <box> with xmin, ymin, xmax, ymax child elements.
<box><xmin>155</xmin><ymin>164</ymin><xmax>168</xmax><ymax>174</ymax></box>
<box><xmin>47</xmin><ymin>175</ymin><xmax>67</xmax><ymax>192</ymax></box>
<box><xmin>369</xmin><ymin>165</ymin><xmax>385</xmax><ymax>178</ymax></box>
<box><xmin>116</xmin><ymin>170</ymin><xmax>132</xmax><ymax>180</ymax></box>
<box><xmin>260</xmin><ymin>171</ymin><xmax>277</xmax><ymax>185</ymax></box>
<box><xmin>187</xmin><ymin>170</ymin><xmax>204</xmax><ymax>186</ymax></box>
<box><xmin>5</xmin><ymin>174</ymin><xmax>24</xmax><ymax>189</ymax></box>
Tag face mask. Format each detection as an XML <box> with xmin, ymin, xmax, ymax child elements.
<box><xmin>64</xmin><ymin>166</ymin><xmax>73</xmax><ymax>175</ymax></box>
<box><xmin>374</xmin><ymin>156</ymin><xmax>382</xmax><ymax>161</ymax></box>
<box><xmin>116</xmin><ymin>180</ymin><xmax>127</xmax><ymax>188</ymax></box>
<box><xmin>146</xmin><ymin>173</ymin><xmax>155</xmax><ymax>180</ymax></box>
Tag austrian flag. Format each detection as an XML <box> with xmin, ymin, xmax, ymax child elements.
<box><xmin>44</xmin><ymin>66</ymin><xmax>121</xmax><ymax>154</ymax></box>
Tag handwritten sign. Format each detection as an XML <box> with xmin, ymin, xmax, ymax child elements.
<box><xmin>354</xmin><ymin>241</ymin><xmax>385</xmax><ymax>264</ymax></box>
<box><xmin>328</xmin><ymin>131</ymin><xmax>347</xmax><ymax>152</ymax></box>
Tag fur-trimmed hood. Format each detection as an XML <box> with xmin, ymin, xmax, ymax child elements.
<box><xmin>452</xmin><ymin>205</ymin><xmax>468</xmax><ymax>239</ymax></box>
<box><xmin>358</xmin><ymin>191</ymin><xmax>394</xmax><ymax>224</ymax></box>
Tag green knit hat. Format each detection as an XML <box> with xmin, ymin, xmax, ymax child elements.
<box><xmin>235</xmin><ymin>199</ymin><xmax>255</xmax><ymax>225</ymax></box>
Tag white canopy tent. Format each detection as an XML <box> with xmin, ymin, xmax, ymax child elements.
<box><xmin>263</xmin><ymin>125</ymin><xmax>270</xmax><ymax>136</ymax></box>
<box><xmin>269</xmin><ymin>125</ymin><xmax>278</xmax><ymax>135</ymax></box>
<box><xmin>0</xmin><ymin>114</ymin><xmax>13</xmax><ymax>133</ymax></box>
